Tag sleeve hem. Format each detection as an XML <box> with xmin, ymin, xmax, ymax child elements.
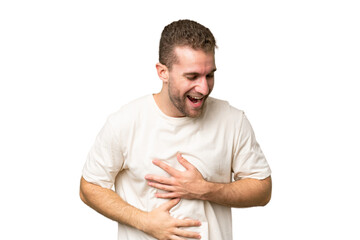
<box><xmin>82</xmin><ymin>171</ymin><xmax>114</xmax><ymax>189</ymax></box>
<box><xmin>234</xmin><ymin>170</ymin><xmax>272</xmax><ymax>181</ymax></box>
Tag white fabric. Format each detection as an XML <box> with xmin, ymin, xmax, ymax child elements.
<box><xmin>83</xmin><ymin>94</ymin><xmax>271</xmax><ymax>240</ymax></box>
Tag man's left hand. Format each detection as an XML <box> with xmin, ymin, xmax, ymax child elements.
<box><xmin>145</xmin><ymin>153</ymin><xmax>209</xmax><ymax>200</ymax></box>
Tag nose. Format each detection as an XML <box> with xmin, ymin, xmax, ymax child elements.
<box><xmin>194</xmin><ymin>76</ymin><xmax>210</xmax><ymax>96</ymax></box>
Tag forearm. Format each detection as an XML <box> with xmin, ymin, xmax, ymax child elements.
<box><xmin>80</xmin><ymin>177</ymin><xmax>202</xmax><ymax>239</ymax></box>
<box><xmin>145</xmin><ymin>154</ymin><xmax>272</xmax><ymax>208</ymax></box>
<box><xmin>200</xmin><ymin>176</ymin><xmax>272</xmax><ymax>208</ymax></box>
<box><xmin>79</xmin><ymin>177</ymin><xmax>147</xmax><ymax>231</ymax></box>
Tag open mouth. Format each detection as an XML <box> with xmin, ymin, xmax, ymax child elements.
<box><xmin>187</xmin><ymin>95</ymin><xmax>206</xmax><ymax>108</ymax></box>
<box><xmin>187</xmin><ymin>95</ymin><xmax>204</xmax><ymax>103</ymax></box>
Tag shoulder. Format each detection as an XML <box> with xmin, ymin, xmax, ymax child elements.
<box><xmin>205</xmin><ymin>97</ymin><xmax>245</xmax><ymax>121</ymax></box>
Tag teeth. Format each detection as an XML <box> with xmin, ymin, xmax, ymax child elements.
<box><xmin>189</xmin><ymin>96</ymin><xmax>203</xmax><ymax>100</ymax></box>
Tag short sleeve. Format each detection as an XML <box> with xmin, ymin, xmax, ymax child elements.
<box><xmin>82</xmin><ymin>115</ymin><xmax>124</xmax><ymax>189</ymax></box>
<box><xmin>232</xmin><ymin>112</ymin><xmax>271</xmax><ymax>181</ymax></box>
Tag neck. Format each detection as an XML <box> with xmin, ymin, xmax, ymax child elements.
<box><xmin>153</xmin><ymin>87</ymin><xmax>184</xmax><ymax>118</ymax></box>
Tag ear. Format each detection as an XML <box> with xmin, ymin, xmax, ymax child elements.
<box><xmin>156</xmin><ymin>63</ymin><xmax>169</xmax><ymax>83</ymax></box>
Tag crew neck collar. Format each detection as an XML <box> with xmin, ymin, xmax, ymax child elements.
<box><xmin>150</xmin><ymin>94</ymin><xmax>200</xmax><ymax>124</ymax></box>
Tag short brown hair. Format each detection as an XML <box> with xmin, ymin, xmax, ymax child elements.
<box><xmin>159</xmin><ymin>19</ymin><xmax>217</xmax><ymax>69</ymax></box>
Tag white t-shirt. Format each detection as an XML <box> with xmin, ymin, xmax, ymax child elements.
<box><xmin>83</xmin><ymin>94</ymin><xmax>271</xmax><ymax>240</ymax></box>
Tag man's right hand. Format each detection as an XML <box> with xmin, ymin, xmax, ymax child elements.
<box><xmin>141</xmin><ymin>198</ymin><xmax>202</xmax><ymax>240</ymax></box>
<box><xmin>80</xmin><ymin>178</ymin><xmax>201</xmax><ymax>239</ymax></box>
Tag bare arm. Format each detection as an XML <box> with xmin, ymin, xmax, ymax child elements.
<box><xmin>145</xmin><ymin>154</ymin><xmax>272</xmax><ymax>208</ymax></box>
<box><xmin>79</xmin><ymin>177</ymin><xmax>202</xmax><ymax>239</ymax></box>
<box><xmin>200</xmin><ymin>176</ymin><xmax>271</xmax><ymax>208</ymax></box>
<box><xmin>80</xmin><ymin>177</ymin><xmax>144</xmax><ymax>227</ymax></box>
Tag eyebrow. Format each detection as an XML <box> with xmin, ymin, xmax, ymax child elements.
<box><xmin>183</xmin><ymin>68</ymin><xmax>217</xmax><ymax>76</ymax></box>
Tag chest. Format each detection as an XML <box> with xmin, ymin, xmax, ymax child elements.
<box><xmin>122</xmin><ymin>118</ymin><xmax>234</xmax><ymax>183</ymax></box>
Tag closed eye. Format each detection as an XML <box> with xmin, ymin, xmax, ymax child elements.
<box><xmin>185</xmin><ymin>74</ymin><xmax>198</xmax><ymax>81</ymax></box>
<box><xmin>206</xmin><ymin>73</ymin><xmax>214</xmax><ymax>79</ymax></box>
<box><xmin>207</xmin><ymin>68</ymin><xmax>217</xmax><ymax>79</ymax></box>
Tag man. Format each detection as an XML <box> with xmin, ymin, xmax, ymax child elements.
<box><xmin>80</xmin><ymin>19</ymin><xmax>272</xmax><ymax>240</ymax></box>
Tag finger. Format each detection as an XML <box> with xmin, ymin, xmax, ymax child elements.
<box><xmin>155</xmin><ymin>192</ymin><xmax>180</xmax><ymax>199</ymax></box>
<box><xmin>148</xmin><ymin>181</ymin><xmax>177</xmax><ymax>192</ymax></box>
<box><xmin>176</xmin><ymin>153</ymin><xmax>194</xmax><ymax>170</ymax></box>
<box><xmin>152</xmin><ymin>159</ymin><xmax>181</xmax><ymax>176</ymax></box>
<box><xmin>177</xmin><ymin>218</ymin><xmax>202</xmax><ymax>228</ymax></box>
<box><xmin>173</xmin><ymin>228</ymin><xmax>201</xmax><ymax>239</ymax></box>
<box><xmin>170</xmin><ymin>235</ymin><xmax>198</xmax><ymax>240</ymax></box>
<box><xmin>159</xmin><ymin>198</ymin><xmax>180</xmax><ymax>211</ymax></box>
<box><xmin>145</xmin><ymin>174</ymin><xmax>173</xmax><ymax>185</ymax></box>
<box><xmin>170</xmin><ymin>236</ymin><xmax>188</xmax><ymax>240</ymax></box>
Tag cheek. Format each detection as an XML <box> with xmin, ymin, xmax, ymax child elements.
<box><xmin>169</xmin><ymin>80</ymin><xmax>187</xmax><ymax>99</ymax></box>
<box><xmin>176</xmin><ymin>81</ymin><xmax>194</xmax><ymax>96</ymax></box>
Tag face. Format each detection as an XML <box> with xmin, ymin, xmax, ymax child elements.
<box><xmin>166</xmin><ymin>46</ymin><xmax>216</xmax><ymax>118</ymax></box>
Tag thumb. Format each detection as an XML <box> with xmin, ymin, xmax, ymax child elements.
<box><xmin>159</xmin><ymin>198</ymin><xmax>180</xmax><ymax>212</ymax></box>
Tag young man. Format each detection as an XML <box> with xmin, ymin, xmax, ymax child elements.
<box><xmin>80</xmin><ymin>19</ymin><xmax>272</xmax><ymax>240</ymax></box>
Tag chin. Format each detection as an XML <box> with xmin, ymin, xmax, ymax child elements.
<box><xmin>185</xmin><ymin>109</ymin><xmax>203</xmax><ymax>118</ymax></box>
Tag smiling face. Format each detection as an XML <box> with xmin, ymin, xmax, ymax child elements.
<box><xmin>158</xmin><ymin>46</ymin><xmax>216</xmax><ymax>118</ymax></box>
